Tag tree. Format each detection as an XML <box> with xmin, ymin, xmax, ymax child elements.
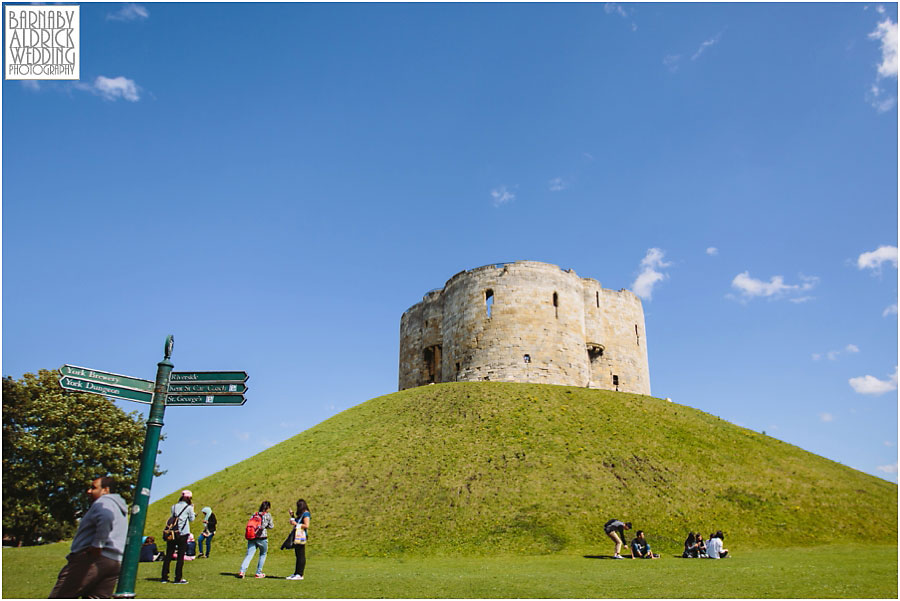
<box><xmin>2</xmin><ymin>369</ymin><xmax>163</xmax><ymax>546</ymax></box>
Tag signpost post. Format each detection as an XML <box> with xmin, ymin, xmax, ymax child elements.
<box><xmin>58</xmin><ymin>338</ymin><xmax>248</xmax><ymax>598</ymax></box>
<box><xmin>113</xmin><ymin>336</ymin><xmax>174</xmax><ymax>599</ymax></box>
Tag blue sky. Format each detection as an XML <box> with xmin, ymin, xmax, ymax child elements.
<box><xmin>3</xmin><ymin>2</ymin><xmax>897</xmax><ymax>500</ymax></box>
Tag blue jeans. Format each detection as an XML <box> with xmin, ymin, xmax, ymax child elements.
<box><xmin>240</xmin><ymin>539</ymin><xmax>268</xmax><ymax>575</ymax></box>
<box><xmin>196</xmin><ymin>532</ymin><xmax>214</xmax><ymax>557</ymax></box>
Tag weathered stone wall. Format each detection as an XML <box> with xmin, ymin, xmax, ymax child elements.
<box><xmin>398</xmin><ymin>261</ymin><xmax>651</xmax><ymax>395</ymax></box>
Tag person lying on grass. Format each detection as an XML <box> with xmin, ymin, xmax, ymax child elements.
<box><xmin>630</xmin><ymin>531</ymin><xmax>659</xmax><ymax>559</ymax></box>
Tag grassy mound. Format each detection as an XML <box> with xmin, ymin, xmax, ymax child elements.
<box><xmin>147</xmin><ymin>383</ymin><xmax>897</xmax><ymax>557</ymax></box>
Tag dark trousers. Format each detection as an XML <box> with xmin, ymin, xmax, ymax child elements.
<box><xmin>293</xmin><ymin>544</ymin><xmax>306</xmax><ymax>576</ymax></box>
<box><xmin>49</xmin><ymin>550</ymin><xmax>120</xmax><ymax>598</ymax></box>
<box><xmin>161</xmin><ymin>533</ymin><xmax>188</xmax><ymax>582</ymax></box>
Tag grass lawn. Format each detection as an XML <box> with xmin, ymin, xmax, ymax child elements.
<box><xmin>3</xmin><ymin>542</ymin><xmax>896</xmax><ymax>598</ymax></box>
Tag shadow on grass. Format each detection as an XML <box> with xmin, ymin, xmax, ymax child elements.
<box><xmin>583</xmin><ymin>555</ymin><xmax>618</xmax><ymax>559</ymax></box>
<box><xmin>219</xmin><ymin>572</ymin><xmax>286</xmax><ymax>579</ymax></box>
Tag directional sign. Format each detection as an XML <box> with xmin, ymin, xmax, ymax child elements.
<box><xmin>169</xmin><ymin>371</ymin><xmax>248</xmax><ymax>383</ymax></box>
<box><xmin>59</xmin><ymin>365</ymin><xmax>154</xmax><ymax>393</ymax></box>
<box><xmin>59</xmin><ymin>376</ymin><xmax>154</xmax><ymax>404</ymax></box>
<box><xmin>165</xmin><ymin>394</ymin><xmax>247</xmax><ymax>406</ymax></box>
<box><xmin>167</xmin><ymin>382</ymin><xmax>247</xmax><ymax>394</ymax></box>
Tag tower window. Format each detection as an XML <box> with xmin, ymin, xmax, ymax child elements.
<box><xmin>485</xmin><ymin>289</ymin><xmax>494</xmax><ymax>318</ymax></box>
<box><xmin>596</xmin><ymin>291</ymin><xmax>600</xmax><ymax>308</ymax></box>
<box><xmin>635</xmin><ymin>324</ymin><xmax>640</xmax><ymax>346</ymax></box>
<box><xmin>552</xmin><ymin>292</ymin><xmax>559</xmax><ymax>318</ymax></box>
<box><xmin>612</xmin><ymin>375</ymin><xmax>619</xmax><ymax>387</ymax></box>
<box><xmin>524</xmin><ymin>354</ymin><xmax>531</xmax><ymax>363</ymax></box>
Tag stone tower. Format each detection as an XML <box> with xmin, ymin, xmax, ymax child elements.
<box><xmin>398</xmin><ymin>261</ymin><xmax>651</xmax><ymax>394</ymax></box>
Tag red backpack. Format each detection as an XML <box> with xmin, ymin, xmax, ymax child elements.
<box><xmin>245</xmin><ymin>512</ymin><xmax>263</xmax><ymax>540</ymax></box>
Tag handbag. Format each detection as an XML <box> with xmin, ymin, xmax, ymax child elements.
<box><xmin>280</xmin><ymin>527</ymin><xmax>295</xmax><ymax>550</ymax></box>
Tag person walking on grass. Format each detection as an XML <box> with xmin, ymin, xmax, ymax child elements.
<box><xmin>161</xmin><ymin>490</ymin><xmax>195</xmax><ymax>584</ymax></box>
<box><xmin>287</xmin><ymin>499</ymin><xmax>311</xmax><ymax>581</ymax></box>
<box><xmin>603</xmin><ymin>519</ymin><xmax>631</xmax><ymax>559</ymax></box>
<box><xmin>49</xmin><ymin>476</ymin><xmax>128</xmax><ymax>598</ymax></box>
<box><xmin>239</xmin><ymin>501</ymin><xmax>274</xmax><ymax>578</ymax></box>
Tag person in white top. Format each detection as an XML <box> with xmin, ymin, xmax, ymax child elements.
<box><xmin>706</xmin><ymin>530</ymin><xmax>729</xmax><ymax>559</ymax></box>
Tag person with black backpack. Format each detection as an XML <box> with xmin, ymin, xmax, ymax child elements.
<box><xmin>238</xmin><ymin>501</ymin><xmax>274</xmax><ymax>579</ymax></box>
<box><xmin>161</xmin><ymin>490</ymin><xmax>195</xmax><ymax>584</ymax></box>
<box><xmin>603</xmin><ymin>518</ymin><xmax>632</xmax><ymax>559</ymax></box>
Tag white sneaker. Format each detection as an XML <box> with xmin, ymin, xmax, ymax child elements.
<box><xmin>287</xmin><ymin>574</ymin><xmax>304</xmax><ymax>580</ymax></box>
<box><xmin>613</xmin><ymin>554</ymin><xmax>624</xmax><ymax>559</ymax></box>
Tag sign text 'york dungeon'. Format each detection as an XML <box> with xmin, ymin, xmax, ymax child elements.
<box><xmin>5</xmin><ymin>6</ymin><xmax>79</xmax><ymax>80</ymax></box>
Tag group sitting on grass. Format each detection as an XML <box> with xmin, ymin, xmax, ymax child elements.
<box><xmin>683</xmin><ymin>531</ymin><xmax>728</xmax><ymax>558</ymax></box>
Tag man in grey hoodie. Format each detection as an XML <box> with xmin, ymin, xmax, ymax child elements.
<box><xmin>49</xmin><ymin>476</ymin><xmax>128</xmax><ymax>598</ymax></box>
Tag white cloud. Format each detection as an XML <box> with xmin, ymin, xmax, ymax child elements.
<box><xmin>706</xmin><ymin>247</ymin><xmax>719</xmax><ymax>256</ymax></box>
<box><xmin>663</xmin><ymin>54</ymin><xmax>682</xmax><ymax>72</ymax></box>
<box><xmin>885</xmin><ymin>440</ymin><xmax>895</xmax><ymax>447</ymax></box>
<box><xmin>604</xmin><ymin>3</ymin><xmax>628</xmax><ymax>18</ymax></box>
<box><xmin>883</xmin><ymin>303</ymin><xmax>898</xmax><ymax>317</ymax></box>
<box><xmin>849</xmin><ymin>366</ymin><xmax>898</xmax><ymax>395</ymax></box>
<box><xmin>827</xmin><ymin>351</ymin><xmax>840</xmax><ymax>361</ymax></box>
<box><xmin>235</xmin><ymin>431</ymin><xmax>250</xmax><ymax>441</ymax></box>
<box><xmin>812</xmin><ymin>353</ymin><xmax>822</xmax><ymax>361</ymax></box>
<box><xmin>21</xmin><ymin>80</ymin><xmax>40</xmax><ymax>91</ymax></box>
<box><xmin>819</xmin><ymin>412</ymin><xmax>835</xmax><ymax>423</ymax></box>
<box><xmin>870</xmin><ymin>18</ymin><xmax>898</xmax><ymax>78</ymax></box>
<box><xmin>876</xmin><ymin>462</ymin><xmax>898</xmax><ymax>474</ymax></box>
<box><xmin>631</xmin><ymin>248</ymin><xmax>672</xmax><ymax>300</ymax></box>
<box><xmin>846</xmin><ymin>344</ymin><xmax>860</xmax><ymax>353</ymax></box>
<box><xmin>490</xmin><ymin>185</ymin><xmax>515</xmax><ymax>207</ymax></box>
<box><xmin>107</xmin><ymin>4</ymin><xmax>149</xmax><ymax>21</ymax></box>
<box><xmin>868</xmin><ymin>18</ymin><xmax>898</xmax><ymax>111</ymax></box>
<box><xmin>788</xmin><ymin>296</ymin><xmax>815</xmax><ymax>304</ymax></box>
<box><xmin>857</xmin><ymin>245</ymin><xmax>898</xmax><ymax>271</ymax></box>
<box><xmin>549</xmin><ymin>177</ymin><xmax>566</xmax><ymax>192</ymax></box>
<box><xmin>692</xmin><ymin>33</ymin><xmax>723</xmax><ymax>61</ymax></box>
<box><xmin>75</xmin><ymin>76</ymin><xmax>141</xmax><ymax>102</ymax></box>
<box><xmin>730</xmin><ymin>271</ymin><xmax>818</xmax><ymax>301</ymax></box>
<box><xmin>877</xmin><ymin>5</ymin><xmax>886</xmax><ymax>15</ymax></box>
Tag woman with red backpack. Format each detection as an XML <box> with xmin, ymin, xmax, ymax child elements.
<box><xmin>238</xmin><ymin>501</ymin><xmax>274</xmax><ymax>579</ymax></box>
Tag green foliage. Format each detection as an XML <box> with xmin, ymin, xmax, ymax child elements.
<box><xmin>2</xmin><ymin>369</ymin><xmax>162</xmax><ymax>545</ymax></box>
<box><xmin>3</xmin><ymin>542</ymin><xmax>897</xmax><ymax>598</ymax></box>
<box><xmin>147</xmin><ymin>383</ymin><xmax>897</xmax><ymax>558</ymax></box>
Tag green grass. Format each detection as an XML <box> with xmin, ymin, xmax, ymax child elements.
<box><xmin>146</xmin><ymin>382</ymin><xmax>897</xmax><ymax>557</ymax></box>
<box><xmin>5</xmin><ymin>542</ymin><xmax>896</xmax><ymax>598</ymax></box>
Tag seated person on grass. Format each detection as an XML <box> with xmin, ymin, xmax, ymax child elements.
<box><xmin>696</xmin><ymin>533</ymin><xmax>707</xmax><ymax>557</ymax></box>
<box><xmin>630</xmin><ymin>530</ymin><xmax>658</xmax><ymax>559</ymax></box>
<box><xmin>683</xmin><ymin>532</ymin><xmax>698</xmax><ymax>558</ymax></box>
<box><xmin>706</xmin><ymin>531</ymin><xmax>728</xmax><ymax>559</ymax></box>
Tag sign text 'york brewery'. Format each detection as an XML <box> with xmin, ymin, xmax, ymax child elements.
<box><xmin>59</xmin><ymin>365</ymin><xmax>154</xmax><ymax>392</ymax></box>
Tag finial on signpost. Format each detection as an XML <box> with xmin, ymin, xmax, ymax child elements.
<box><xmin>164</xmin><ymin>335</ymin><xmax>174</xmax><ymax>360</ymax></box>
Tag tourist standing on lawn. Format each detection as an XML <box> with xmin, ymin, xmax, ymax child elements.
<box><xmin>197</xmin><ymin>506</ymin><xmax>217</xmax><ymax>558</ymax></box>
<box><xmin>161</xmin><ymin>490</ymin><xmax>195</xmax><ymax>584</ymax></box>
<box><xmin>287</xmin><ymin>499</ymin><xmax>311</xmax><ymax>581</ymax></box>
<box><xmin>49</xmin><ymin>476</ymin><xmax>128</xmax><ymax>598</ymax></box>
<box><xmin>239</xmin><ymin>501</ymin><xmax>274</xmax><ymax>578</ymax></box>
<box><xmin>603</xmin><ymin>519</ymin><xmax>631</xmax><ymax>559</ymax></box>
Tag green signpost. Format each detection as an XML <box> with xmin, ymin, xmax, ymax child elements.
<box><xmin>59</xmin><ymin>376</ymin><xmax>154</xmax><ymax>404</ymax></box>
<box><xmin>57</xmin><ymin>337</ymin><xmax>248</xmax><ymax>598</ymax></box>
<box><xmin>59</xmin><ymin>365</ymin><xmax>154</xmax><ymax>391</ymax></box>
<box><xmin>165</xmin><ymin>394</ymin><xmax>247</xmax><ymax>406</ymax></box>
<box><xmin>170</xmin><ymin>371</ymin><xmax>248</xmax><ymax>382</ymax></box>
